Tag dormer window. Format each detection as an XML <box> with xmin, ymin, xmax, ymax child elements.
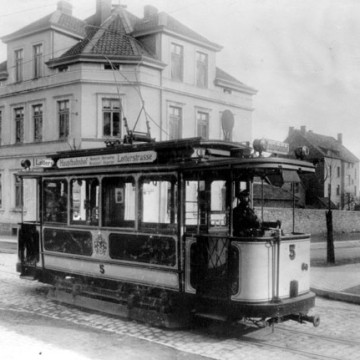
<box><xmin>196</xmin><ymin>51</ymin><xmax>208</xmax><ymax>88</ymax></box>
<box><xmin>15</xmin><ymin>49</ymin><xmax>23</xmax><ymax>82</ymax></box>
<box><xmin>58</xmin><ymin>65</ymin><xmax>69</xmax><ymax>72</ymax></box>
<box><xmin>33</xmin><ymin>44</ymin><xmax>43</xmax><ymax>78</ymax></box>
<box><xmin>104</xmin><ymin>63</ymin><xmax>120</xmax><ymax>70</ymax></box>
<box><xmin>171</xmin><ymin>43</ymin><xmax>183</xmax><ymax>81</ymax></box>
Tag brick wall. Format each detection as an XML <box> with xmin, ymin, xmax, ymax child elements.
<box><xmin>257</xmin><ymin>207</ymin><xmax>360</xmax><ymax>236</ymax></box>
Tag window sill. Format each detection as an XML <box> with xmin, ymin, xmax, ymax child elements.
<box><xmin>11</xmin><ymin>208</ymin><xmax>25</xmax><ymax>214</ymax></box>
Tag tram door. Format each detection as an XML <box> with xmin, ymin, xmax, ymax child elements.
<box><xmin>18</xmin><ymin>178</ymin><xmax>41</xmax><ymax>276</ymax></box>
<box><xmin>185</xmin><ymin>177</ymin><xmax>237</xmax><ymax>299</ymax></box>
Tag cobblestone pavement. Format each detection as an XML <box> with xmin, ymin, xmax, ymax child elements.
<box><xmin>1</xmin><ymin>254</ymin><xmax>360</xmax><ymax>360</ymax></box>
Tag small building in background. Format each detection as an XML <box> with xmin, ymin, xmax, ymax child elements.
<box><xmin>285</xmin><ymin>126</ymin><xmax>359</xmax><ymax>209</ymax></box>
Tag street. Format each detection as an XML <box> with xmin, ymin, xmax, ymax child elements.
<box><xmin>1</xmin><ymin>244</ymin><xmax>360</xmax><ymax>359</ymax></box>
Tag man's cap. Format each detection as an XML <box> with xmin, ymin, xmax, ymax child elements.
<box><xmin>239</xmin><ymin>189</ymin><xmax>249</xmax><ymax>197</ymax></box>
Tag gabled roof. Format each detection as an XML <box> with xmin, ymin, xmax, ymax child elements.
<box><xmin>286</xmin><ymin>129</ymin><xmax>359</xmax><ymax>163</ymax></box>
<box><xmin>132</xmin><ymin>11</ymin><xmax>222</xmax><ymax>51</ymax></box>
<box><xmin>1</xmin><ymin>11</ymin><xmax>86</xmax><ymax>42</ymax></box>
<box><xmin>215</xmin><ymin>67</ymin><xmax>257</xmax><ymax>94</ymax></box>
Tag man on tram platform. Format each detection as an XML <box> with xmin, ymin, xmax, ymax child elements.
<box><xmin>233</xmin><ymin>189</ymin><xmax>261</xmax><ymax>237</ymax></box>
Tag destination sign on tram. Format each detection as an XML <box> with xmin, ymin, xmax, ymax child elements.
<box><xmin>57</xmin><ymin>150</ymin><xmax>157</xmax><ymax>168</ymax></box>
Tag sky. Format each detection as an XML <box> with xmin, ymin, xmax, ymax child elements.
<box><xmin>1</xmin><ymin>0</ymin><xmax>360</xmax><ymax>158</ymax></box>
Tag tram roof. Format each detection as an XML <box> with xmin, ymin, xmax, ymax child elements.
<box><xmin>18</xmin><ymin>137</ymin><xmax>315</xmax><ymax>177</ymax></box>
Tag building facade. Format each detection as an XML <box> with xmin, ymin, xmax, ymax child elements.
<box><xmin>285</xmin><ymin>126</ymin><xmax>359</xmax><ymax>209</ymax></box>
<box><xmin>0</xmin><ymin>0</ymin><xmax>257</xmax><ymax>234</ymax></box>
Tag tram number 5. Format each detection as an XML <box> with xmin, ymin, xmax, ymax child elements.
<box><xmin>289</xmin><ymin>244</ymin><xmax>296</xmax><ymax>260</ymax></box>
<box><xmin>99</xmin><ymin>264</ymin><xmax>105</xmax><ymax>274</ymax></box>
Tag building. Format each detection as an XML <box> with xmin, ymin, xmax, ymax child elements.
<box><xmin>0</xmin><ymin>0</ymin><xmax>257</xmax><ymax>234</ymax></box>
<box><xmin>285</xmin><ymin>126</ymin><xmax>359</xmax><ymax>209</ymax></box>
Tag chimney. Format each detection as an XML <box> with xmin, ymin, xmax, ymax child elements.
<box><xmin>144</xmin><ymin>5</ymin><xmax>158</xmax><ymax>18</ymax></box>
<box><xmin>57</xmin><ymin>0</ymin><xmax>73</xmax><ymax>16</ymax></box>
<box><xmin>96</xmin><ymin>0</ymin><xmax>112</xmax><ymax>25</ymax></box>
<box><xmin>300</xmin><ymin>125</ymin><xmax>306</xmax><ymax>135</ymax></box>
<box><xmin>337</xmin><ymin>133</ymin><xmax>343</xmax><ymax>144</ymax></box>
<box><xmin>288</xmin><ymin>126</ymin><xmax>294</xmax><ymax>136</ymax></box>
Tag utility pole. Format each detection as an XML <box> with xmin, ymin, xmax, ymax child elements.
<box><xmin>326</xmin><ymin>183</ymin><xmax>335</xmax><ymax>264</ymax></box>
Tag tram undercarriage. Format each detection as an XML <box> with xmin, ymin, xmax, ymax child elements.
<box><xmin>18</xmin><ymin>259</ymin><xmax>319</xmax><ymax>329</ymax></box>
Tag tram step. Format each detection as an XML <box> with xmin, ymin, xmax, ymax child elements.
<box><xmin>194</xmin><ymin>312</ymin><xmax>228</xmax><ymax>322</ymax></box>
<box><xmin>20</xmin><ymin>275</ymin><xmax>37</xmax><ymax>281</ymax></box>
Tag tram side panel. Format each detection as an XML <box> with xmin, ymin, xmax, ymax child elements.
<box><xmin>40</xmin><ymin>227</ymin><xmax>180</xmax><ymax>290</ymax></box>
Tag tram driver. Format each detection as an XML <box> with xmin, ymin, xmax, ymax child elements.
<box><xmin>233</xmin><ymin>190</ymin><xmax>261</xmax><ymax>237</ymax></box>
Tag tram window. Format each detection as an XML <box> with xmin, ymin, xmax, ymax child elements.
<box><xmin>70</xmin><ymin>178</ymin><xmax>99</xmax><ymax>226</ymax></box>
<box><xmin>185</xmin><ymin>180</ymin><xmax>227</xmax><ymax>228</ymax></box>
<box><xmin>140</xmin><ymin>176</ymin><xmax>177</xmax><ymax>228</ymax></box>
<box><xmin>210</xmin><ymin>180</ymin><xmax>227</xmax><ymax>227</ymax></box>
<box><xmin>43</xmin><ymin>179</ymin><xmax>68</xmax><ymax>223</ymax></box>
<box><xmin>185</xmin><ymin>180</ymin><xmax>206</xmax><ymax>226</ymax></box>
<box><xmin>44</xmin><ymin>228</ymin><xmax>92</xmax><ymax>256</ymax></box>
<box><xmin>109</xmin><ymin>233</ymin><xmax>176</xmax><ymax>266</ymax></box>
<box><xmin>102</xmin><ymin>177</ymin><xmax>135</xmax><ymax>228</ymax></box>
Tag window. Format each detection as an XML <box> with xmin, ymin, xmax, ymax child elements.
<box><xmin>58</xmin><ymin>100</ymin><xmax>69</xmax><ymax>139</ymax></box>
<box><xmin>103</xmin><ymin>99</ymin><xmax>121</xmax><ymax>137</ymax></box>
<box><xmin>104</xmin><ymin>63</ymin><xmax>120</xmax><ymax>70</ymax></box>
<box><xmin>197</xmin><ymin>111</ymin><xmax>209</xmax><ymax>139</ymax></box>
<box><xmin>15</xmin><ymin>107</ymin><xmax>24</xmax><ymax>143</ymax></box>
<box><xmin>58</xmin><ymin>65</ymin><xmax>69</xmax><ymax>72</ymax></box>
<box><xmin>43</xmin><ymin>179</ymin><xmax>68</xmax><ymax>223</ymax></box>
<box><xmin>33</xmin><ymin>104</ymin><xmax>43</xmax><ymax>142</ymax></box>
<box><xmin>33</xmin><ymin>44</ymin><xmax>42</xmax><ymax>78</ymax></box>
<box><xmin>102</xmin><ymin>176</ymin><xmax>135</xmax><ymax>227</ymax></box>
<box><xmin>171</xmin><ymin>43</ymin><xmax>183</xmax><ymax>81</ymax></box>
<box><xmin>168</xmin><ymin>106</ymin><xmax>182</xmax><ymax>140</ymax></box>
<box><xmin>15</xmin><ymin>175</ymin><xmax>22</xmax><ymax>208</ymax></box>
<box><xmin>196</xmin><ymin>51</ymin><xmax>208</xmax><ymax>87</ymax></box>
<box><xmin>70</xmin><ymin>178</ymin><xmax>99</xmax><ymax>226</ymax></box>
<box><xmin>140</xmin><ymin>175</ymin><xmax>177</xmax><ymax>228</ymax></box>
<box><xmin>185</xmin><ymin>179</ymin><xmax>227</xmax><ymax>227</ymax></box>
<box><xmin>337</xmin><ymin>166</ymin><xmax>340</xmax><ymax>178</ymax></box>
<box><xmin>15</xmin><ymin>49</ymin><xmax>23</xmax><ymax>82</ymax></box>
<box><xmin>336</xmin><ymin>185</ymin><xmax>340</xmax><ymax>196</ymax></box>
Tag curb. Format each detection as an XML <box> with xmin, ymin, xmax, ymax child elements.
<box><xmin>311</xmin><ymin>287</ymin><xmax>360</xmax><ymax>305</ymax></box>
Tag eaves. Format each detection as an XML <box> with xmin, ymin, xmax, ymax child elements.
<box><xmin>46</xmin><ymin>54</ymin><xmax>166</xmax><ymax>70</ymax></box>
<box><xmin>214</xmin><ymin>78</ymin><xmax>257</xmax><ymax>95</ymax></box>
<box><xmin>132</xmin><ymin>26</ymin><xmax>222</xmax><ymax>52</ymax></box>
<box><xmin>2</xmin><ymin>24</ymin><xmax>84</xmax><ymax>43</ymax></box>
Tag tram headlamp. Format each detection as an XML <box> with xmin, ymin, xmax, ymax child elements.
<box><xmin>21</xmin><ymin>159</ymin><xmax>31</xmax><ymax>170</ymax></box>
<box><xmin>294</xmin><ymin>146</ymin><xmax>309</xmax><ymax>160</ymax></box>
<box><xmin>252</xmin><ymin>139</ymin><xmax>267</xmax><ymax>155</ymax></box>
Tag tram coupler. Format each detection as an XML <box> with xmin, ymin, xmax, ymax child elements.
<box><xmin>282</xmin><ymin>313</ymin><xmax>320</xmax><ymax>327</ymax></box>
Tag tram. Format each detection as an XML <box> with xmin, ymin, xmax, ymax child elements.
<box><xmin>16</xmin><ymin>136</ymin><xmax>320</xmax><ymax>328</ymax></box>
